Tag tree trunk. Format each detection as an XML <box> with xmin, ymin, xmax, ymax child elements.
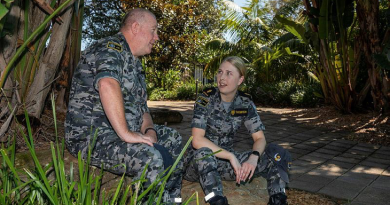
<box><xmin>356</xmin><ymin>0</ymin><xmax>386</xmax><ymax>112</ymax></box>
<box><xmin>0</xmin><ymin>0</ymin><xmax>22</xmax><ymax>118</ymax></box>
<box><xmin>25</xmin><ymin>2</ymin><xmax>73</xmax><ymax>119</ymax></box>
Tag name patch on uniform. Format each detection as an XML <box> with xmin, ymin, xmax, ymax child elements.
<box><xmin>106</xmin><ymin>41</ymin><xmax>123</xmax><ymax>52</ymax></box>
<box><xmin>231</xmin><ymin>108</ymin><xmax>248</xmax><ymax>116</ymax></box>
<box><xmin>195</xmin><ymin>96</ymin><xmax>209</xmax><ymax>107</ymax></box>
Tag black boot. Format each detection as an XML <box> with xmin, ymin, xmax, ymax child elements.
<box><xmin>208</xmin><ymin>195</ymin><xmax>229</xmax><ymax>205</ymax></box>
<box><xmin>268</xmin><ymin>193</ymin><xmax>288</xmax><ymax>205</ymax></box>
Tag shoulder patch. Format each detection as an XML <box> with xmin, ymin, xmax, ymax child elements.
<box><xmin>195</xmin><ymin>96</ymin><xmax>209</xmax><ymax>107</ymax></box>
<box><xmin>106</xmin><ymin>41</ymin><xmax>123</xmax><ymax>52</ymax></box>
<box><xmin>238</xmin><ymin>90</ymin><xmax>252</xmax><ymax>100</ymax></box>
<box><xmin>202</xmin><ymin>87</ymin><xmax>217</xmax><ymax>97</ymax></box>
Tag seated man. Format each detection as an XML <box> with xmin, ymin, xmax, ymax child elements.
<box><xmin>65</xmin><ymin>8</ymin><xmax>182</xmax><ymax>204</ymax></box>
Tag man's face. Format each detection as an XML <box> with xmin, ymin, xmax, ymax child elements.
<box><xmin>136</xmin><ymin>14</ymin><xmax>159</xmax><ymax>56</ymax></box>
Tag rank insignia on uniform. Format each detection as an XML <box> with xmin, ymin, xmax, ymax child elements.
<box><xmin>231</xmin><ymin>108</ymin><xmax>248</xmax><ymax>116</ymax></box>
<box><xmin>202</xmin><ymin>87</ymin><xmax>216</xmax><ymax>97</ymax></box>
<box><xmin>196</xmin><ymin>96</ymin><xmax>209</xmax><ymax>107</ymax></box>
<box><xmin>106</xmin><ymin>41</ymin><xmax>123</xmax><ymax>52</ymax></box>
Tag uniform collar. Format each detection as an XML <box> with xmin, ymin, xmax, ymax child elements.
<box><xmin>215</xmin><ymin>88</ymin><xmax>242</xmax><ymax>111</ymax></box>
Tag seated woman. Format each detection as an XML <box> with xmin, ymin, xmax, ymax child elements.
<box><xmin>183</xmin><ymin>56</ymin><xmax>291</xmax><ymax>205</ymax></box>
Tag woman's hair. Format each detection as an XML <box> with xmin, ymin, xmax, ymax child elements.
<box><xmin>221</xmin><ymin>56</ymin><xmax>246</xmax><ymax>78</ymax></box>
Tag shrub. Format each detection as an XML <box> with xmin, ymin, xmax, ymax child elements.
<box><xmin>247</xmin><ymin>80</ymin><xmax>323</xmax><ymax>107</ymax></box>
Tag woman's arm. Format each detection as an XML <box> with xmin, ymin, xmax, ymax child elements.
<box><xmin>239</xmin><ymin>130</ymin><xmax>266</xmax><ymax>182</ymax></box>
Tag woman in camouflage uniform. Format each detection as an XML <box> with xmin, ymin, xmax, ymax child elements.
<box><xmin>183</xmin><ymin>56</ymin><xmax>290</xmax><ymax>205</ymax></box>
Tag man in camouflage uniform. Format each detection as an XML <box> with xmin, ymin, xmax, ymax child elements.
<box><xmin>65</xmin><ymin>8</ymin><xmax>182</xmax><ymax>203</ymax></box>
<box><xmin>184</xmin><ymin>87</ymin><xmax>291</xmax><ymax>205</ymax></box>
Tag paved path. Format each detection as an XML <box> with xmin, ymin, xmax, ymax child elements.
<box><xmin>148</xmin><ymin>101</ymin><xmax>390</xmax><ymax>205</ymax></box>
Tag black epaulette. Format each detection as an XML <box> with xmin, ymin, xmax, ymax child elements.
<box><xmin>202</xmin><ymin>87</ymin><xmax>217</xmax><ymax>97</ymax></box>
<box><xmin>238</xmin><ymin>90</ymin><xmax>252</xmax><ymax>100</ymax></box>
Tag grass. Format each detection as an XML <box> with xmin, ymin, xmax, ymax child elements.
<box><xmin>0</xmin><ymin>94</ymin><xmax>196</xmax><ymax>204</ymax></box>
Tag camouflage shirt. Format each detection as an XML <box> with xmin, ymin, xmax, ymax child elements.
<box><xmin>65</xmin><ymin>32</ymin><xmax>148</xmax><ymax>150</ymax></box>
<box><xmin>191</xmin><ymin>87</ymin><xmax>265</xmax><ymax>151</ymax></box>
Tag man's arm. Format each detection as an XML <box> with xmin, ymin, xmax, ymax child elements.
<box><xmin>141</xmin><ymin>112</ymin><xmax>157</xmax><ymax>143</ymax></box>
<box><xmin>98</xmin><ymin>78</ymin><xmax>153</xmax><ymax>146</ymax></box>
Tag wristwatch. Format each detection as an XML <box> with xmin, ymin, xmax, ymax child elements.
<box><xmin>252</xmin><ymin>151</ymin><xmax>261</xmax><ymax>162</ymax></box>
<box><xmin>252</xmin><ymin>150</ymin><xmax>260</xmax><ymax>157</ymax></box>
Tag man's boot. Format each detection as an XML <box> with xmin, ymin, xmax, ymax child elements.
<box><xmin>268</xmin><ymin>193</ymin><xmax>288</xmax><ymax>205</ymax></box>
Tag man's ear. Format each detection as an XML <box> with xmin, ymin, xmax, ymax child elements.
<box><xmin>131</xmin><ymin>22</ymin><xmax>140</xmax><ymax>34</ymax></box>
<box><xmin>238</xmin><ymin>76</ymin><xmax>244</xmax><ymax>85</ymax></box>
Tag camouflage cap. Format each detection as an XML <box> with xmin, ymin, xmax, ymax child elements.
<box><xmin>265</xmin><ymin>143</ymin><xmax>292</xmax><ymax>183</ymax></box>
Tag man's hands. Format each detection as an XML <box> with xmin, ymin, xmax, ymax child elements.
<box><xmin>143</xmin><ymin>129</ymin><xmax>157</xmax><ymax>143</ymax></box>
<box><xmin>121</xmin><ymin>131</ymin><xmax>155</xmax><ymax>146</ymax></box>
<box><xmin>229</xmin><ymin>153</ymin><xmax>258</xmax><ymax>184</ymax></box>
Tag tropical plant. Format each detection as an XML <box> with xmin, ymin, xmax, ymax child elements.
<box><xmin>276</xmin><ymin>0</ymin><xmax>367</xmax><ymax>113</ymax></box>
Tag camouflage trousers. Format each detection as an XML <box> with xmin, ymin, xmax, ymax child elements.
<box><xmin>183</xmin><ymin>147</ymin><xmax>287</xmax><ymax>199</ymax></box>
<box><xmin>70</xmin><ymin>125</ymin><xmax>183</xmax><ymax>204</ymax></box>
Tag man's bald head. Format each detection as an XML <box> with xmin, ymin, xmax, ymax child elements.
<box><xmin>120</xmin><ymin>8</ymin><xmax>156</xmax><ymax>31</ymax></box>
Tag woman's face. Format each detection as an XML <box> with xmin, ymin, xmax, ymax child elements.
<box><xmin>217</xmin><ymin>61</ymin><xmax>244</xmax><ymax>98</ymax></box>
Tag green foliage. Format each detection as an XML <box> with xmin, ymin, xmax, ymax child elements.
<box><xmin>248</xmin><ymin>80</ymin><xmax>322</xmax><ymax>107</ymax></box>
<box><xmin>0</xmin><ymin>96</ymin><xmax>195</xmax><ymax>204</ymax></box>
<box><xmin>176</xmin><ymin>83</ymin><xmax>197</xmax><ymax>100</ymax></box>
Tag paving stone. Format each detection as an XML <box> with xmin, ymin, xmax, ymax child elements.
<box><xmin>299</xmin><ymin>155</ymin><xmax>328</xmax><ymax>165</ymax></box>
<box><xmin>290</xmin><ymin>134</ymin><xmax>314</xmax><ymax>141</ymax></box>
<box><xmin>316</xmin><ymin>148</ymin><xmax>342</xmax><ymax>156</ymax></box>
<box><xmin>288</xmin><ymin>179</ymin><xmax>326</xmax><ymax>193</ymax></box>
<box><xmin>283</xmin><ymin>138</ymin><xmax>304</xmax><ymax>144</ymax></box>
<box><xmin>322</xmin><ymin>144</ymin><xmax>349</xmax><ymax>152</ymax></box>
<box><xmin>318</xmin><ymin>133</ymin><xmax>345</xmax><ymax>140</ymax></box>
<box><xmin>292</xmin><ymin>144</ymin><xmax>318</xmax><ymax>151</ymax></box>
<box><xmin>302</xmin><ymin>140</ymin><xmax>328</xmax><ymax>148</ymax></box>
<box><xmin>334</xmin><ymin>139</ymin><xmax>357</xmax><ymax>145</ymax></box>
<box><xmin>290</xmin><ymin>152</ymin><xmax>304</xmax><ymax>160</ymax></box>
<box><xmin>370</xmin><ymin>153</ymin><xmax>390</xmax><ymax>160</ymax></box>
<box><xmin>307</xmin><ymin>164</ymin><xmax>348</xmax><ymax>179</ymax></box>
<box><xmin>356</xmin><ymin>143</ymin><xmax>381</xmax><ymax>150</ymax></box>
<box><xmin>323</xmin><ymin>160</ymin><xmax>355</xmax><ymax>170</ymax></box>
<box><xmin>349</xmin><ymin>165</ymin><xmax>385</xmax><ymax>176</ymax></box>
<box><xmin>318</xmin><ymin>179</ymin><xmax>365</xmax><ymax>200</ymax></box>
<box><xmin>289</xmin><ymin>148</ymin><xmax>312</xmax><ymax>155</ymax></box>
<box><xmin>352</xmin><ymin>145</ymin><xmax>379</xmax><ymax>152</ymax></box>
<box><xmin>370</xmin><ymin>176</ymin><xmax>390</xmax><ymax>190</ymax></box>
<box><xmin>306</xmin><ymin>152</ymin><xmax>335</xmax><ymax>160</ymax></box>
<box><xmin>363</xmin><ymin>157</ymin><xmax>390</xmax><ymax>166</ymax></box>
<box><xmin>328</xmin><ymin>141</ymin><xmax>356</xmax><ymax>150</ymax></box>
<box><xmin>353</xmin><ymin>186</ymin><xmax>390</xmax><ymax>205</ymax></box>
<box><xmin>347</xmin><ymin>148</ymin><xmax>375</xmax><ymax>157</ymax></box>
<box><xmin>337</xmin><ymin>174</ymin><xmax>376</xmax><ymax>186</ymax></box>
<box><xmin>359</xmin><ymin>160</ymin><xmax>389</xmax><ymax>169</ymax></box>
<box><xmin>382</xmin><ymin>168</ymin><xmax>390</xmax><ymax>176</ymax></box>
<box><xmin>339</xmin><ymin>153</ymin><xmax>367</xmax><ymax>160</ymax></box>
<box><xmin>333</xmin><ymin>156</ymin><xmax>362</xmax><ymax>164</ymax></box>
<box><xmin>294</xmin><ymin>174</ymin><xmax>333</xmax><ymax>187</ymax></box>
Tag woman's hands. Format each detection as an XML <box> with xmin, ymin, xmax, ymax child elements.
<box><xmin>228</xmin><ymin>153</ymin><xmax>242</xmax><ymax>184</ymax></box>
<box><xmin>239</xmin><ymin>155</ymin><xmax>258</xmax><ymax>182</ymax></box>
<box><xmin>229</xmin><ymin>153</ymin><xmax>258</xmax><ymax>184</ymax></box>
